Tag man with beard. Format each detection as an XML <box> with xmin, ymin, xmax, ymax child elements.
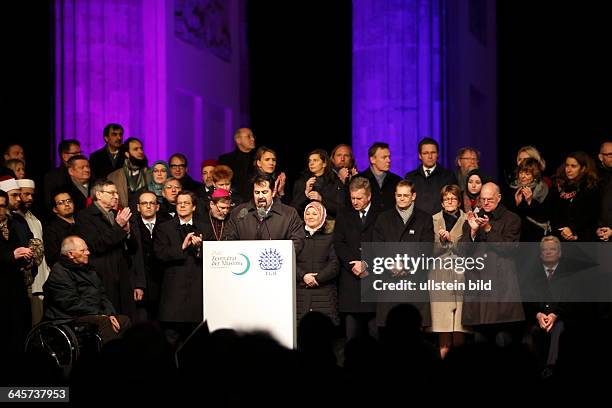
<box><xmin>43</xmin><ymin>190</ymin><xmax>77</xmax><ymax>267</ymax></box>
<box><xmin>89</xmin><ymin>123</ymin><xmax>125</xmax><ymax>179</ymax></box>
<box><xmin>76</xmin><ymin>179</ymin><xmax>135</xmax><ymax>315</ymax></box>
<box><xmin>225</xmin><ymin>175</ymin><xmax>304</xmax><ymax>253</ymax></box>
<box><xmin>0</xmin><ymin>189</ymin><xmax>33</xmax><ymax>363</ymax></box>
<box><xmin>16</xmin><ymin>179</ymin><xmax>51</xmax><ymax>325</ymax></box>
<box><xmin>331</xmin><ymin>143</ymin><xmax>358</xmax><ymax>185</ymax></box>
<box><xmin>108</xmin><ymin>137</ymin><xmax>149</xmax><ymax>210</ymax></box>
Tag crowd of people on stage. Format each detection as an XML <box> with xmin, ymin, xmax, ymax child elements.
<box><xmin>1</xmin><ymin>124</ymin><xmax>611</xmax><ymax>394</ymax></box>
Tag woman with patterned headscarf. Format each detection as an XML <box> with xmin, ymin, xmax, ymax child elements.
<box><xmin>147</xmin><ymin>160</ymin><xmax>169</xmax><ymax>203</ymax></box>
<box><xmin>296</xmin><ymin>201</ymin><xmax>339</xmax><ymax>325</ymax></box>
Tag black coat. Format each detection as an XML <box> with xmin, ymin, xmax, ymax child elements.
<box><xmin>506</xmin><ymin>183</ymin><xmax>552</xmax><ymax>242</ymax></box>
<box><xmin>42</xmin><ymin>216</ymin><xmax>76</xmax><ymax>267</ymax></box>
<box><xmin>176</xmin><ymin>174</ymin><xmax>202</xmax><ymax>193</ymax></box>
<box><xmin>459</xmin><ymin>204</ymin><xmax>525</xmax><ymax>325</ymax></box>
<box><xmin>225</xmin><ymin>199</ymin><xmax>305</xmax><ymax>254</ymax></box>
<box><xmin>296</xmin><ymin>228</ymin><xmax>339</xmax><ymax>324</ymax></box>
<box><xmin>61</xmin><ymin>179</ymin><xmax>93</xmax><ymax>215</ymax></box>
<box><xmin>153</xmin><ymin>217</ymin><xmax>214</xmax><ymax>322</ymax></box>
<box><xmin>43</xmin><ymin>257</ymin><xmax>116</xmax><ymax>322</ymax></box>
<box><xmin>0</xmin><ymin>220</ymin><xmax>31</xmax><ymax>355</ymax></box>
<box><xmin>404</xmin><ymin>164</ymin><xmax>458</xmax><ymax>215</ymax></box>
<box><xmin>357</xmin><ymin>168</ymin><xmax>402</xmax><ymax>212</ymax></box>
<box><xmin>549</xmin><ymin>181</ymin><xmax>601</xmax><ymax>242</ymax></box>
<box><xmin>333</xmin><ymin>205</ymin><xmax>380</xmax><ymax>313</ymax></box>
<box><xmin>218</xmin><ymin>148</ymin><xmax>256</xmax><ymax>201</ymax></box>
<box><xmin>75</xmin><ymin>204</ymin><xmax>134</xmax><ymax>314</ymax></box>
<box><xmin>89</xmin><ymin>146</ymin><xmax>124</xmax><ymax>180</ymax></box>
<box><xmin>372</xmin><ymin>207</ymin><xmax>434</xmax><ymax>327</ymax></box>
<box><xmin>291</xmin><ymin>174</ymin><xmax>345</xmax><ymax>218</ymax></box>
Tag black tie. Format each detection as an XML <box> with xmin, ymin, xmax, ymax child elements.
<box><xmin>425</xmin><ymin>169</ymin><xmax>431</xmax><ymax>178</ymax></box>
<box><xmin>360</xmin><ymin>210</ymin><xmax>367</xmax><ymax>225</ymax></box>
<box><xmin>546</xmin><ymin>268</ymin><xmax>555</xmax><ymax>280</ymax></box>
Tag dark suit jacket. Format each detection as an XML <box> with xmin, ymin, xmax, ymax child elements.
<box><xmin>89</xmin><ymin>146</ymin><xmax>124</xmax><ymax>180</ymax></box>
<box><xmin>373</xmin><ymin>206</ymin><xmax>434</xmax><ymax>326</ymax></box>
<box><xmin>404</xmin><ymin>164</ymin><xmax>458</xmax><ymax>215</ymax></box>
<box><xmin>357</xmin><ymin>168</ymin><xmax>402</xmax><ymax>212</ymax></box>
<box><xmin>333</xmin><ymin>204</ymin><xmax>380</xmax><ymax>313</ymax></box>
<box><xmin>153</xmin><ymin>217</ymin><xmax>213</xmax><ymax>322</ymax></box>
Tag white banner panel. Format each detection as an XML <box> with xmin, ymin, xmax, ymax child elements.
<box><xmin>202</xmin><ymin>240</ymin><xmax>296</xmax><ymax>349</ymax></box>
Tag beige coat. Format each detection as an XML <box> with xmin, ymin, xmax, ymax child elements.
<box><xmin>428</xmin><ymin>210</ymin><xmax>470</xmax><ymax>333</ymax></box>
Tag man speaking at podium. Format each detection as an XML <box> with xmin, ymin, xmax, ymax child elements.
<box><xmin>226</xmin><ymin>175</ymin><xmax>304</xmax><ymax>253</ymax></box>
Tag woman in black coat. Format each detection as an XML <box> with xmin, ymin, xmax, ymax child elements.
<box><xmin>296</xmin><ymin>201</ymin><xmax>339</xmax><ymax>325</ymax></box>
<box><xmin>291</xmin><ymin>149</ymin><xmax>344</xmax><ymax>218</ymax></box>
<box><xmin>549</xmin><ymin>151</ymin><xmax>600</xmax><ymax>242</ymax></box>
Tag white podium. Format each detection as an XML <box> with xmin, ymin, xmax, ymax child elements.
<box><xmin>202</xmin><ymin>240</ymin><xmax>296</xmax><ymax>349</ymax></box>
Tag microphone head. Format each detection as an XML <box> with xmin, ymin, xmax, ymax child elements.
<box><xmin>257</xmin><ymin>207</ymin><xmax>266</xmax><ymax>220</ymax></box>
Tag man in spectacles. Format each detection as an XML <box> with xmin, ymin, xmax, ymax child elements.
<box><xmin>159</xmin><ymin>177</ymin><xmax>182</xmax><ymax>218</ymax></box>
<box><xmin>168</xmin><ymin>153</ymin><xmax>202</xmax><ymax>192</ymax></box>
<box><xmin>43</xmin><ymin>235</ymin><xmax>130</xmax><ymax>345</ymax></box>
<box><xmin>461</xmin><ymin>182</ymin><xmax>524</xmax><ymax>344</ymax></box>
<box><xmin>43</xmin><ymin>190</ymin><xmax>77</xmax><ymax>268</ymax></box>
<box><xmin>154</xmin><ymin>190</ymin><xmax>213</xmax><ymax>346</ymax></box>
<box><xmin>130</xmin><ymin>190</ymin><xmax>171</xmax><ymax>321</ymax></box>
<box><xmin>454</xmin><ymin>147</ymin><xmax>480</xmax><ymax>192</ymax></box>
<box><xmin>76</xmin><ymin>179</ymin><xmax>136</xmax><ymax>317</ymax></box>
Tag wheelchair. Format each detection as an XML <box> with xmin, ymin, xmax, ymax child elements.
<box><xmin>24</xmin><ymin>320</ymin><xmax>103</xmax><ymax>377</ymax></box>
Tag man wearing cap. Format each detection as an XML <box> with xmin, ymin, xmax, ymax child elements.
<box><xmin>15</xmin><ymin>179</ymin><xmax>51</xmax><ymax>325</ymax></box>
<box><xmin>204</xmin><ymin>188</ymin><xmax>233</xmax><ymax>241</ymax></box>
<box><xmin>197</xmin><ymin>159</ymin><xmax>218</xmax><ymax>201</ymax></box>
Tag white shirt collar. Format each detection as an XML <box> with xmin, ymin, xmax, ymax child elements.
<box><xmin>180</xmin><ymin>218</ymin><xmax>193</xmax><ymax>226</ymax></box>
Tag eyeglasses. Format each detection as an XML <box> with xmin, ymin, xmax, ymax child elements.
<box><xmin>101</xmin><ymin>190</ymin><xmax>119</xmax><ymax>196</ymax></box>
<box><xmin>601</xmin><ymin>152</ymin><xmax>612</xmax><ymax>157</ymax></box>
<box><xmin>480</xmin><ymin>197</ymin><xmax>497</xmax><ymax>203</ymax></box>
<box><xmin>165</xmin><ymin>185</ymin><xmax>180</xmax><ymax>190</ymax></box>
<box><xmin>139</xmin><ymin>201</ymin><xmax>157</xmax><ymax>206</ymax></box>
<box><xmin>169</xmin><ymin>164</ymin><xmax>186</xmax><ymax>169</ymax></box>
<box><xmin>443</xmin><ymin>197</ymin><xmax>459</xmax><ymax>202</ymax></box>
<box><xmin>55</xmin><ymin>199</ymin><xmax>74</xmax><ymax>206</ymax></box>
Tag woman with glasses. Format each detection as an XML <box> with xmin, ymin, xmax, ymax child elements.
<box><xmin>429</xmin><ymin>185</ymin><xmax>469</xmax><ymax>358</ymax></box>
<box><xmin>147</xmin><ymin>160</ymin><xmax>169</xmax><ymax>204</ymax></box>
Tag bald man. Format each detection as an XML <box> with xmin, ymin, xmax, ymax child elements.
<box><xmin>218</xmin><ymin>127</ymin><xmax>257</xmax><ymax>201</ymax></box>
<box><xmin>461</xmin><ymin>182</ymin><xmax>525</xmax><ymax>343</ymax></box>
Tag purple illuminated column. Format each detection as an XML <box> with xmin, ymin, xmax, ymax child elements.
<box><xmin>352</xmin><ymin>0</ymin><xmax>446</xmax><ymax>176</ymax></box>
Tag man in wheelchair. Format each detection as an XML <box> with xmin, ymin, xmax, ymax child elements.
<box><xmin>43</xmin><ymin>235</ymin><xmax>130</xmax><ymax>345</ymax></box>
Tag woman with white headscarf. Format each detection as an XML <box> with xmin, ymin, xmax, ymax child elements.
<box><xmin>296</xmin><ymin>201</ymin><xmax>339</xmax><ymax>325</ymax></box>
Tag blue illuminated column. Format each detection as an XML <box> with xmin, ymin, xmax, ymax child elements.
<box><xmin>352</xmin><ymin>0</ymin><xmax>446</xmax><ymax>175</ymax></box>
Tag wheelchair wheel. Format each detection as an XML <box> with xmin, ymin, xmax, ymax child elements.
<box><xmin>24</xmin><ymin>321</ymin><xmax>81</xmax><ymax>376</ymax></box>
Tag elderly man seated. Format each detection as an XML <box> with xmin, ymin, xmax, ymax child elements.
<box><xmin>43</xmin><ymin>235</ymin><xmax>130</xmax><ymax>345</ymax></box>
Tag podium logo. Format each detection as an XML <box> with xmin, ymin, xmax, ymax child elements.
<box><xmin>259</xmin><ymin>248</ymin><xmax>283</xmax><ymax>274</ymax></box>
<box><xmin>210</xmin><ymin>251</ymin><xmax>251</xmax><ymax>275</ymax></box>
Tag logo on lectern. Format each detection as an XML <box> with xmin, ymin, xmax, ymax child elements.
<box><xmin>259</xmin><ymin>248</ymin><xmax>283</xmax><ymax>273</ymax></box>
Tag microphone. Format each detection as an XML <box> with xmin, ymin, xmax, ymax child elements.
<box><xmin>256</xmin><ymin>207</ymin><xmax>272</xmax><ymax>240</ymax></box>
